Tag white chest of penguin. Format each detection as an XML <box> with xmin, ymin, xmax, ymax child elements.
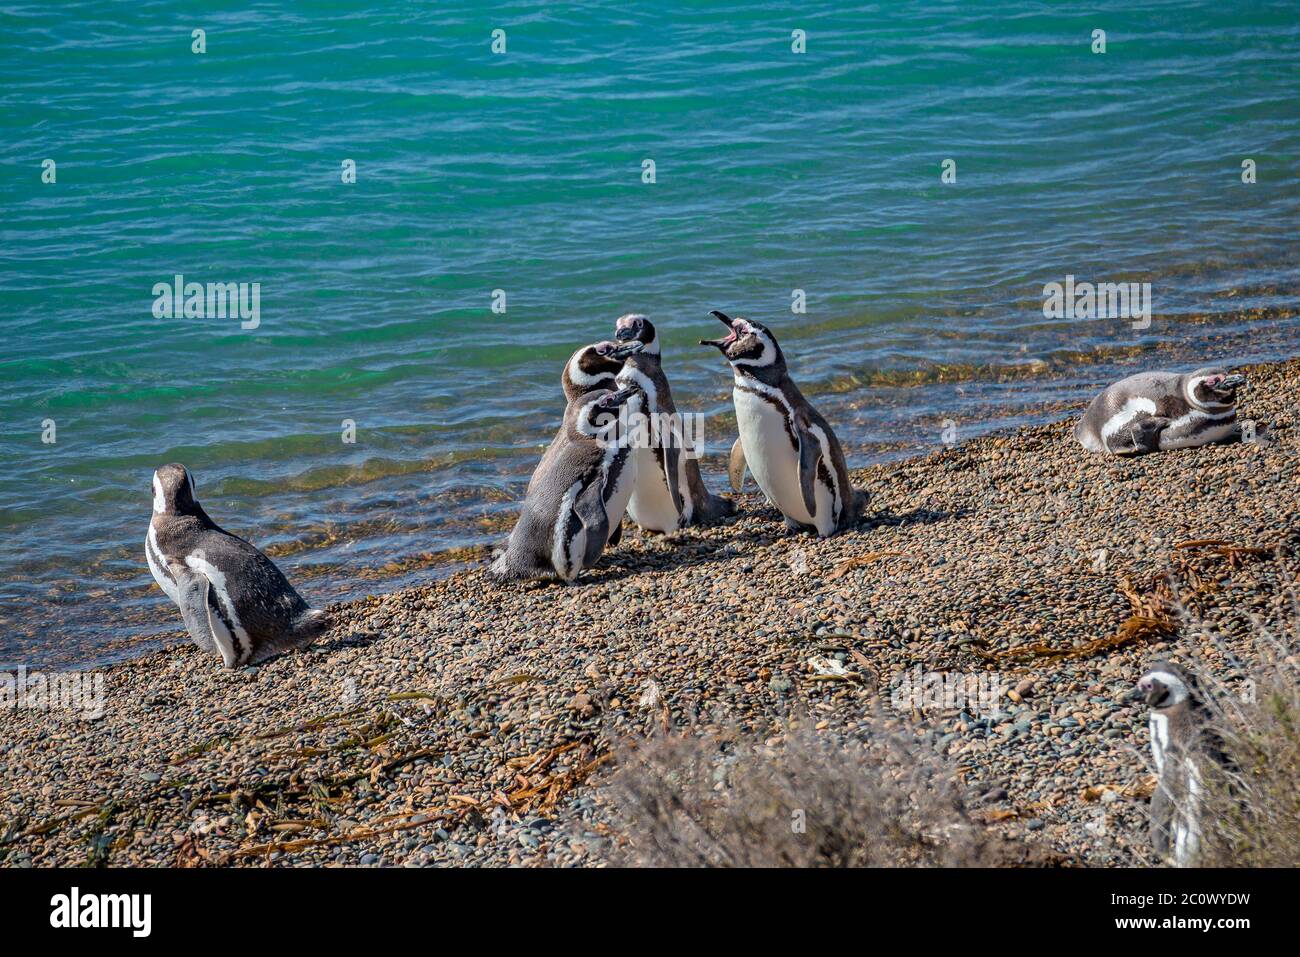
<box><xmin>619</xmin><ymin>365</ymin><xmax>689</xmax><ymax>532</ymax></box>
<box><xmin>733</xmin><ymin>384</ymin><xmax>832</xmax><ymax>531</ymax></box>
<box><xmin>626</xmin><ymin>445</ymin><xmax>682</xmax><ymax>531</ymax></box>
<box><xmin>602</xmin><ymin>442</ymin><xmax>638</xmax><ymax>537</ymax></box>
<box><xmin>144</xmin><ymin>526</ymin><xmax>180</xmax><ymax>604</ymax></box>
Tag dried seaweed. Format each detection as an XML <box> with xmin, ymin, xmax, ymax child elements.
<box><xmin>826</xmin><ymin>551</ymin><xmax>920</xmax><ymax>582</ymax></box>
<box><xmin>976</xmin><ymin>536</ymin><xmax>1281</xmax><ymax>665</ymax></box>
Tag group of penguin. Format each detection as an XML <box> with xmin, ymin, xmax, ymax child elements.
<box><xmin>487</xmin><ymin>311</ymin><xmax>864</xmax><ymax>582</ymax></box>
<box><xmin>142</xmin><ymin>311</ymin><xmax>1254</xmax><ymax>866</ymax></box>
<box><xmin>145</xmin><ymin>310</ymin><xmax>869</xmax><ymax>667</ymax></box>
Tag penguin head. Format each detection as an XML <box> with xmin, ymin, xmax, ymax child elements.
<box><xmin>575</xmin><ymin>385</ymin><xmax>642</xmax><ymax>441</ymax></box>
<box><xmin>563</xmin><ymin>340</ymin><xmax>644</xmax><ymax>401</ymax></box>
<box><xmin>152</xmin><ymin>463</ymin><xmax>200</xmax><ymax>516</ymax></box>
<box><xmin>594</xmin><ymin>384</ymin><xmax>641</xmax><ymax>411</ymax></box>
<box><xmin>1134</xmin><ymin>661</ymin><xmax>1193</xmax><ymax>710</ymax></box>
<box><xmin>700</xmin><ymin>311</ymin><xmax>785</xmax><ymax>376</ymax></box>
<box><xmin>1186</xmin><ymin>368</ymin><xmax>1247</xmax><ymax>409</ymax></box>
<box><xmin>614</xmin><ymin>314</ymin><xmax>659</xmax><ymax>355</ymax></box>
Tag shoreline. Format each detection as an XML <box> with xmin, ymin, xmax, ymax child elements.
<box><xmin>1</xmin><ymin>355</ymin><xmax>1297</xmax><ymax>867</ymax></box>
<box><xmin>8</xmin><ymin>310</ymin><xmax>1300</xmax><ymax>673</ymax></box>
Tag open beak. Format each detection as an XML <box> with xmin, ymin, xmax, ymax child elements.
<box><xmin>700</xmin><ymin>310</ymin><xmax>738</xmax><ymax>349</ymax></box>
<box><xmin>1220</xmin><ymin>373</ymin><xmax>1247</xmax><ymax>391</ymax></box>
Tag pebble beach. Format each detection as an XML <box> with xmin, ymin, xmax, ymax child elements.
<box><xmin>2</xmin><ymin>356</ymin><xmax>1296</xmax><ymax>869</ymax></box>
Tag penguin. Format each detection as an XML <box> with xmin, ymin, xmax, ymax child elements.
<box><xmin>558</xmin><ymin>338</ymin><xmax>645</xmax><ymax>547</ymax></box>
<box><xmin>1075</xmin><ymin>368</ymin><xmax>1247</xmax><ymax>456</ymax></box>
<box><xmin>489</xmin><ymin>384</ymin><xmax>642</xmax><ymax>582</ymax></box>
<box><xmin>146</xmin><ymin>463</ymin><xmax>329</xmax><ymax>668</ymax></box>
<box><xmin>562</xmin><ymin>338</ymin><xmax>644</xmax><ymax>403</ymax></box>
<box><xmin>700</xmin><ymin>310</ymin><xmax>864</xmax><ymax>537</ymax></box>
<box><xmin>611</xmin><ymin>313</ymin><xmax>735</xmax><ymax>532</ymax></box>
<box><xmin>1134</xmin><ymin>661</ymin><xmax>1235</xmax><ymax>867</ymax></box>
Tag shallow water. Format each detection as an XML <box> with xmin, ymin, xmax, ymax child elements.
<box><xmin>1</xmin><ymin>2</ymin><xmax>1298</xmax><ymax>667</ymax></box>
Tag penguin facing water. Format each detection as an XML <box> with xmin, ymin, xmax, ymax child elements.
<box><xmin>701</xmin><ymin>311</ymin><xmax>864</xmax><ymax>537</ymax></box>
<box><xmin>489</xmin><ymin>383</ymin><xmax>643</xmax><ymax>582</ymax></box>
<box><xmin>1134</xmin><ymin>661</ymin><xmax>1235</xmax><ymax>867</ymax></box>
<box><xmin>1076</xmin><ymin>368</ymin><xmax>1247</xmax><ymax>456</ymax></box>
<box><xmin>146</xmin><ymin>463</ymin><xmax>329</xmax><ymax>668</ymax></box>
<box><xmin>612</xmin><ymin>313</ymin><xmax>735</xmax><ymax>532</ymax></box>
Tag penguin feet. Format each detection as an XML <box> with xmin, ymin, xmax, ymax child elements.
<box><xmin>245</xmin><ymin>610</ymin><xmax>330</xmax><ymax>666</ymax></box>
<box><xmin>708</xmin><ymin>494</ymin><xmax>738</xmax><ymax>520</ymax></box>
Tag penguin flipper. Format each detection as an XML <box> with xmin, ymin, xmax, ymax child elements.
<box><xmin>574</xmin><ymin>478</ymin><xmax>611</xmax><ymax>569</ymax></box>
<box><xmin>608</xmin><ymin>521</ymin><xmax>623</xmax><ymax>548</ymax></box>
<box><xmin>661</xmin><ymin>444</ymin><xmax>685</xmax><ymax>520</ymax></box>
<box><xmin>173</xmin><ymin>567</ymin><xmax>217</xmax><ymax>654</ymax></box>
<box><xmin>202</xmin><ymin>585</ymin><xmax>241</xmax><ymax>668</ymax></box>
<box><xmin>728</xmin><ymin>437</ymin><xmax>747</xmax><ymax>492</ymax></box>
<box><xmin>794</xmin><ymin>421</ymin><xmax>823</xmax><ymax>520</ymax></box>
<box><xmin>1109</xmin><ymin>416</ymin><xmax>1169</xmax><ymax>456</ymax></box>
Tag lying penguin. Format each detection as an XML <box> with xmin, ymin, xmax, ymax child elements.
<box><xmin>701</xmin><ymin>311</ymin><xmax>864</xmax><ymax>537</ymax></box>
<box><xmin>1134</xmin><ymin>661</ymin><xmax>1235</xmax><ymax>867</ymax></box>
<box><xmin>612</xmin><ymin>313</ymin><xmax>735</xmax><ymax>532</ymax></box>
<box><xmin>490</xmin><ymin>373</ymin><xmax>643</xmax><ymax>582</ymax></box>
<box><xmin>146</xmin><ymin>463</ymin><xmax>329</xmax><ymax>668</ymax></box>
<box><xmin>1076</xmin><ymin>368</ymin><xmax>1247</xmax><ymax>456</ymax></box>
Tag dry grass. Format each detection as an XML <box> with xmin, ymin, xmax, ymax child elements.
<box><xmin>1164</xmin><ymin>553</ymin><xmax>1300</xmax><ymax>868</ymax></box>
<box><xmin>1197</xmin><ymin>653</ymin><xmax>1300</xmax><ymax>867</ymax></box>
<box><xmin>607</xmin><ymin>722</ymin><xmax>1006</xmax><ymax>868</ymax></box>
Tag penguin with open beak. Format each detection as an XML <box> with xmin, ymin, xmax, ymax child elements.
<box><xmin>701</xmin><ymin>310</ymin><xmax>865</xmax><ymax>536</ymax></box>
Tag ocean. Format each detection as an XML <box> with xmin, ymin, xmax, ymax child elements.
<box><xmin>1</xmin><ymin>1</ymin><xmax>1297</xmax><ymax>668</ymax></box>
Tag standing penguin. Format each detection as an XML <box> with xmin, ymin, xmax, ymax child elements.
<box><xmin>558</xmin><ymin>338</ymin><xmax>645</xmax><ymax>547</ymax></box>
<box><xmin>1134</xmin><ymin>661</ymin><xmax>1235</xmax><ymax>867</ymax></box>
<box><xmin>612</xmin><ymin>313</ymin><xmax>735</xmax><ymax>532</ymax></box>
<box><xmin>146</xmin><ymin>463</ymin><xmax>329</xmax><ymax>668</ymax></box>
<box><xmin>489</xmin><ymin>384</ymin><xmax>643</xmax><ymax>582</ymax></box>
<box><xmin>1076</xmin><ymin>368</ymin><xmax>1247</xmax><ymax>456</ymax></box>
<box><xmin>700</xmin><ymin>311</ymin><xmax>864</xmax><ymax>537</ymax></box>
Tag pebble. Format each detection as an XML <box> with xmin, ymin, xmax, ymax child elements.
<box><xmin>4</xmin><ymin>356</ymin><xmax>1294</xmax><ymax>870</ymax></box>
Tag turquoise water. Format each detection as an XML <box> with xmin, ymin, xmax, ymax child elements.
<box><xmin>2</xmin><ymin>2</ymin><xmax>1298</xmax><ymax>667</ymax></box>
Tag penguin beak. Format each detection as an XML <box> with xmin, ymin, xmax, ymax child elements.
<box><xmin>1219</xmin><ymin>373</ymin><xmax>1246</xmax><ymax>391</ymax></box>
<box><xmin>608</xmin><ymin>340</ymin><xmax>644</xmax><ymax>359</ymax></box>
<box><xmin>600</xmin><ymin>386</ymin><xmax>640</xmax><ymax>408</ymax></box>
<box><xmin>700</xmin><ymin>310</ymin><xmax>738</xmax><ymax>350</ymax></box>
<box><xmin>1132</xmin><ymin>680</ymin><xmax>1167</xmax><ymax>707</ymax></box>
